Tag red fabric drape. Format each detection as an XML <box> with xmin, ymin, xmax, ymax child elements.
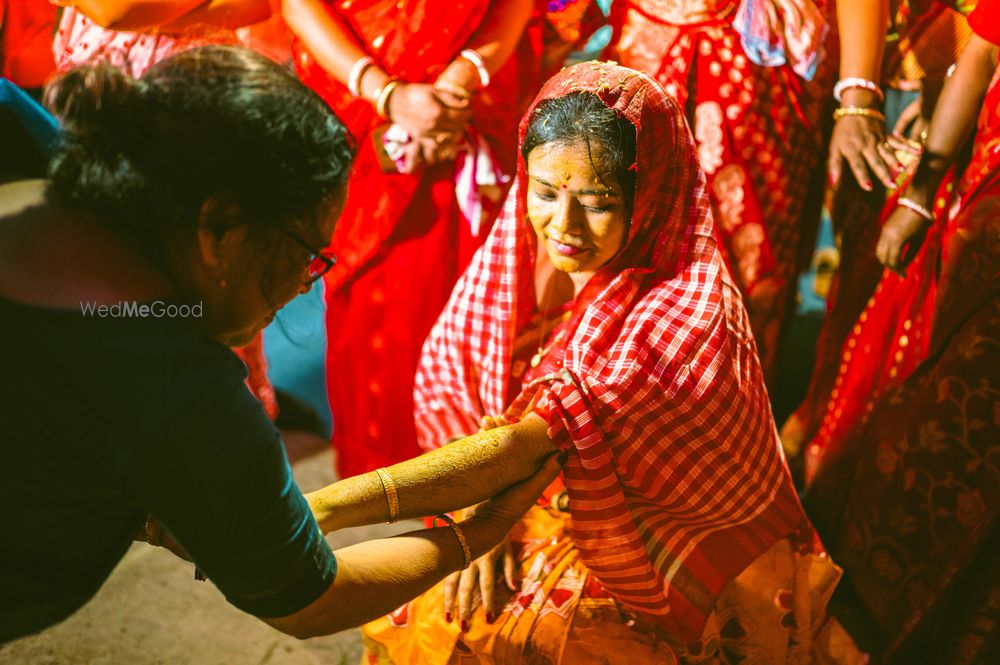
<box><xmin>1</xmin><ymin>0</ymin><xmax>58</xmax><ymax>88</ymax></box>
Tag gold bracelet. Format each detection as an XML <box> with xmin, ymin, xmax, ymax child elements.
<box><xmin>374</xmin><ymin>467</ymin><xmax>400</xmax><ymax>523</ymax></box>
<box><xmin>434</xmin><ymin>514</ymin><xmax>471</xmax><ymax>570</ymax></box>
<box><xmin>832</xmin><ymin>106</ymin><xmax>886</xmax><ymax>123</ymax></box>
<box><xmin>143</xmin><ymin>516</ymin><xmax>163</xmax><ymax>547</ymax></box>
<box><xmin>375</xmin><ymin>79</ymin><xmax>401</xmax><ymax>121</ymax></box>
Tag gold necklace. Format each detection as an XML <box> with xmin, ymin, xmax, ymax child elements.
<box><xmin>530</xmin><ymin>331</ymin><xmax>561</xmax><ymax>368</ymax></box>
<box><xmin>530</xmin><ymin>277</ymin><xmax>564</xmax><ymax>368</ymax></box>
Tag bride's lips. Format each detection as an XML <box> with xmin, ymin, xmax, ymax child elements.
<box><xmin>549</xmin><ymin>237</ymin><xmax>588</xmax><ymax>256</ymax></box>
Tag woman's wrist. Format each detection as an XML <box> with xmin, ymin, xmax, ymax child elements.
<box><xmin>437</xmin><ymin>58</ymin><xmax>481</xmax><ymax>93</ymax></box>
<box><xmin>907</xmin><ymin>154</ymin><xmax>951</xmax><ymax>204</ymax></box>
<box><xmin>458</xmin><ymin>515</ymin><xmax>514</xmax><ymax>562</ymax></box>
<box><xmin>839</xmin><ymin>87</ymin><xmax>882</xmax><ymax>109</ymax></box>
<box><xmin>359</xmin><ymin>67</ymin><xmax>392</xmax><ymax>103</ymax></box>
<box><xmin>902</xmin><ymin>178</ymin><xmax>937</xmax><ymax>210</ymax></box>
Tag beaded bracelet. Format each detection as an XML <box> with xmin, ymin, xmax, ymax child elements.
<box><xmin>898</xmin><ymin>196</ymin><xmax>934</xmax><ymax>222</ymax></box>
<box><xmin>434</xmin><ymin>514</ymin><xmax>472</xmax><ymax>570</ymax></box>
<box><xmin>348</xmin><ymin>55</ymin><xmax>375</xmax><ymax>98</ymax></box>
<box><xmin>832</xmin><ymin>106</ymin><xmax>886</xmax><ymax>123</ymax></box>
<box><xmin>459</xmin><ymin>49</ymin><xmax>490</xmax><ymax>88</ymax></box>
<box><xmin>833</xmin><ymin>77</ymin><xmax>884</xmax><ymax>104</ymax></box>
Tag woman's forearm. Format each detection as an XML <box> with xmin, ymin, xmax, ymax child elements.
<box><xmin>262</xmin><ymin>516</ymin><xmax>504</xmax><ymax>638</ymax></box>
<box><xmin>436</xmin><ymin>0</ymin><xmax>533</xmax><ymax>89</ymax></box>
<box><xmin>281</xmin><ymin>0</ymin><xmax>367</xmax><ymax>86</ymax></box>
<box><xmin>306</xmin><ymin>414</ymin><xmax>555</xmax><ymax>533</ymax></box>
<box><xmin>71</xmin><ymin>0</ymin><xmax>206</xmax><ymax>30</ymax></box>
<box><xmin>835</xmin><ymin>0</ymin><xmax>889</xmax><ymax>108</ymax></box>
<box><xmin>158</xmin><ymin>0</ymin><xmax>271</xmax><ymax>32</ymax></box>
<box><xmin>908</xmin><ymin>34</ymin><xmax>999</xmax><ymax>200</ymax></box>
<box><xmin>463</xmin><ymin>0</ymin><xmax>533</xmax><ymax>77</ymax></box>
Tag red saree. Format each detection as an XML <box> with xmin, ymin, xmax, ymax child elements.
<box><xmin>294</xmin><ymin>1</ymin><xmax>555</xmax><ymax>478</ymax></box>
<box><xmin>805</xmin><ymin>63</ymin><xmax>1000</xmax><ymax>482</ymax></box>
<box><xmin>785</xmin><ymin>0</ymin><xmax>975</xmax><ymax>452</ymax></box>
<box><xmin>802</xmin><ymin>8</ymin><xmax>1000</xmax><ymax>654</ymax></box>
<box><xmin>0</xmin><ymin>0</ymin><xmax>58</xmax><ymax>89</ymax></box>
<box><xmin>607</xmin><ymin>0</ymin><xmax>831</xmax><ymax>382</ymax></box>
<box><xmin>412</xmin><ymin>62</ymin><xmax>819</xmax><ymax>642</ymax></box>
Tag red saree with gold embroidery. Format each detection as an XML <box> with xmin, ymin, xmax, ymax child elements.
<box><xmin>607</xmin><ymin>0</ymin><xmax>832</xmax><ymax>382</ymax></box>
<box><xmin>293</xmin><ymin>0</ymin><xmax>557</xmax><ymax>478</ymax></box>
<box><xmin>802</xmin><ymin>5</ymin><xmax>1000</xmax><ymax>655</ymax></box>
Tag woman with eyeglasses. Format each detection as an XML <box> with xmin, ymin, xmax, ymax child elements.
<box><xmin>0</xmin><ymin>45</ymin><xmax>563</xmax><ymax>643</ymax></box>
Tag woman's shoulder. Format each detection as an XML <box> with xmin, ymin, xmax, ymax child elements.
<box><xmin>0</xmin><ymin>180</ymin><xmax>176</xmax><ymax>308</ymax></box>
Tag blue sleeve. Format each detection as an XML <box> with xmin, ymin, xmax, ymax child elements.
<box><xmin>128</xmin><ymin>348</ymin><xmax>337</xmax><ymax>618</ymax></box>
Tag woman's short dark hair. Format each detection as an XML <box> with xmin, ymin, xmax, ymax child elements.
<box><xmin>522</xmin><ymin>91</ymin><xmax>637</xmax><ymax>212</ymax></box>
<box><xmin>45</xmin><ymin>46</ymin><xmax>354</xmax><ymax>262</ymax></box>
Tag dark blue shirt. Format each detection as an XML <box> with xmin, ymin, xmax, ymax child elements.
<box><xmin>0</xmin><ymin>296</ymin><xmax>337</xmax><ymax>642</ymax></box>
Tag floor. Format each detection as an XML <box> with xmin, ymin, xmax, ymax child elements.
<box><xmin>0</xmin><ymin>433</ymin><xmax>420</xmax><ymax>665</ymax></box>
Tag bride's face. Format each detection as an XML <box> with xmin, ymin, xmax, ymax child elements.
<box><xmin>526</xmin><ymin>140</ymin><xmax>627</xmax><ymax>279</ymax></box>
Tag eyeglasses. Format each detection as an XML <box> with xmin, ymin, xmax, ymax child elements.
<box><xmin>279</xmin><ymin>227</ymin><xmax>337</xmax><ymax>284</ymax></box>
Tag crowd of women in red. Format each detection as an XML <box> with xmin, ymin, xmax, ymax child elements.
<box><xmin>1</xmin><ymin>0</ymin><xmax>997</xmax><ymax>662</ymax></box>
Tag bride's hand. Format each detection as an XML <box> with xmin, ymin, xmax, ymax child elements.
<box><xmin>441</xmin><ymin>413</ymin><xmax>517</xmax><ymax>629</ymax></box>
<box><xmin>442</xmin><ymin>539</ymin><xmax>517</xmax><ymax>629</ymax></box>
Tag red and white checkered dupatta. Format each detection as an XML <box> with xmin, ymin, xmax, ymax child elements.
<box><xmin>414</xmin><ymin>62</ymin><xmax>808</xmax><ymax>640</ymax></box>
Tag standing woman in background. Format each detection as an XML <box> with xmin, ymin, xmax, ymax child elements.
<box><xmin>781</xmin><ymin>0</ymin><xmax>975</xmax><ymax>459</ymax></box>
<box><xmin>606</xmin><ymin>0</ymin><xmax>832</xmax><ymax>384</ymax></box>
<box><xmin>51</xmin><ymin>1</ymin><xmax>274</xmax><ymax>78</ymax></box>
<box><xmin>800</xmin><ymin>0</ymin><xmax>1000</xmax><ymax>655</ymax></box>
<box><xmin>283</xmin><ymin>0</ymin><xmax>553</xmax><ymax>478</ymax></box>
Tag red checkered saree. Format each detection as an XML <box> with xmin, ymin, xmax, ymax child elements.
<box><xmin>413</xmin><ymin>62</ymin><xmax>810</xmax><ymax>641</ymax></box>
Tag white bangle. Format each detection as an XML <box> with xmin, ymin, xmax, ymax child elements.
<box><xmin>459</xmin><ymin>49</ymin><xmax>490</xmax><ymax>88</ymax></box>
<box><xmin>897</xmin><ymin>196</ymin><xmax>934</xmax><ymax>222</ymax></box>
<box><xmin>348</xmin><ymin>55</ymin><xmax>375</xmax><ymax>98</ymax></box>
<box><xmin>833</xmin><ymin>77</ymin><xmax>884</xmax><ymax>104</ymax></box>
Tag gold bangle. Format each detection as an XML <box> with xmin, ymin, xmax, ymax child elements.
<box><xmin>374</xmin><ymin>467</ymin><xmax>400</xmax><ymax>523</ymax></box>
<box><xmin>375</xmin><ymin>79</ymin><xmax>401</xmax><ymax>121</ymax></box>
<box><xmin>144</xmin><ymin>516</ymin><xmax>163</xmax><ymax>547</ymax></box>
<box><xmin>832</xmin><ymin>106</ymin><xmax>886</xmax><ymax>123</ymax></box>
<box><xmin>434</xmin><ymin>514</ymin><xmax>471</xmax><ymax>570</ymax></box>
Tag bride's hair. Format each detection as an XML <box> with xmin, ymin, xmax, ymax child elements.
<box><xmin>521</xmin><ymin>91</ymin><xmax>637</xmax><ymax>214</ymax></box>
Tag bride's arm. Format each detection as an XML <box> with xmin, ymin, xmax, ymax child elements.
<box><xmin>306</xmin><ymin>413</ymin><xmax>558</xmax><ymax>533</ymax></box>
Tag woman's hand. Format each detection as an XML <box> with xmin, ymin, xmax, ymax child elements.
<box><xmin>417</xmin><ymin>133</ymin><xmax>462</xmax><ymax>167</ymax></box>
<box><xmin>893</xmin><ymin>95</ymin><xmax>929</xmax><ymax>143</ymax></box>
<box><xmin>876</xmin><ymin>205</ymin><xmax>932</xmax><ymax>275</ymax></box>
<box><xmin>387</xmin><ymin>83</ymin><xmax>471</xmax><ymax>137</ymax></box>
<box><xmin>395</xmin><ymin>140</ymin><xmax>425</xmax><ymax>175</ymax></box>
<box><xmin>829</xmin><ymin>114</ymin><xmax>905</xmax><ymax>191</ymax></box>
<box><xmin>442</xmin><ymin>539</ymin><xmax>517</xmax><ymax>628</ymax></box>
<box><xmin>440</xmin><ymin>413</ymin><xmax>518</xmax><ymax>627</ymax></box>
<box><xmin>470</xmin><ymin>451</ymin><xmax>563</xmax><ymax>531</ymax></box>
